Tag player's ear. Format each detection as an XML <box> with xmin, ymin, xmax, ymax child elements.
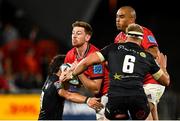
<box><xmin>85</xmin><ymin>34</ymin><xmax>91</xmax><ymax>42</ymax></box>
<box><xmin>129</xmin><ymin>17</ymin><xmax>135</xmax><ymax>24</ymax></box>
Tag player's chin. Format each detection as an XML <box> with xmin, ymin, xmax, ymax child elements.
<box><xmin>72</xmin><ymin>43</ymin><xmax>77</xmax><ymax>47</ymax></box>
<box><xmin>73</xmin><ymin>44</ymin><xmax>81</xmax><ymax>48</ymax></box>
<box><xmin>116</xmin><ymin>26</ymin><xmax>121</xmax><ymax>30</ymax></box>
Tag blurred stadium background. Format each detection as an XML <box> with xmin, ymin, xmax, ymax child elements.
<box><xmin>0</xmin><ymin>0</ymin><xmax>179</xmax><ymax>120</ymax></box>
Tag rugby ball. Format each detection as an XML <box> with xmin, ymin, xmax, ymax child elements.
<box><xmin>60</xmin><ymin>63</ymin><xmax>79</xmax><ymax>85</ymax></box>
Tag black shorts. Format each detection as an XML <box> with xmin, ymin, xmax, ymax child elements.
<box><xmin>105</xmin><ymin>95</ymin><xmax>150</xmax><ymax>120</ymax></box>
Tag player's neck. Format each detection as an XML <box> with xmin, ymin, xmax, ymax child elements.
<box><xmin>76</xmin><ymin>43</ymin><xmax>89</xmax><ymax>59</ymax></box>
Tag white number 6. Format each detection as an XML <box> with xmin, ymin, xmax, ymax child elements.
<box><xmin>122</xmin><ymin>55</ymin><xmax>135</xmax><ymax>73</ymax></box>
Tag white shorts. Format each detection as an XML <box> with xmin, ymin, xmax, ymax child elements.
<box><xmin>143</xmin><ymin>84</ymin><xmax>165</xmax><ymax>105</ymax></box>
<box><xmin>96</xmin><ymin>94</ymin><xmax>109</xmax><ymax>121</ymax></box>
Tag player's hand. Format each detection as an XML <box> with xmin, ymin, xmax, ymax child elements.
<box><xmin>156</xmin><ymin>52</ymin><xmax>167</xmax><ymax>69</ymax></box>
<box><xmin>86</xmin><ymin>97</ymin><xmax>104</xmax><ymax>111</ymax></box>
<box><xmin>59</xmin><ymin>62</ymin><xmax>78</xmax><ymax>82</ymax></box>
<box><xmin>59</xmin><ymin>69</ymin><xmax>73</xmax><ymax>82</ymax></box>
<box><xmin>59</xmin><ymin>66</ymin><xmax>71</xmax><ymax>81</ymax></box>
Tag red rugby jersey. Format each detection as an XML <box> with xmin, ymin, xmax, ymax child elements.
<box><xmin>64</xmin><ymin>44</ymin><xmax>109</xmax><ymax>96</ymax></box>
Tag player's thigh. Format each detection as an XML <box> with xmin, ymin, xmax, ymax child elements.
<box><xmin>105</xmin><ymin>96</ymin><xmax>129</xmax><ymax>120</ymax></box>
<box><xmin>129</xmin><ymin>95</ymin><xmax>150</xmax><ymax>120</ymax></box>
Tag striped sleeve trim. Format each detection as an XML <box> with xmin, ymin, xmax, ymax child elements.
<box><xmin>152</xmin><ymin>69</ymin><xmax>163</xmax><ymax>80</ymax></box>
<box><xmin>96</xmin><ymin>52</ymin><xmax>105</xmax><ymax>62</ymax></box>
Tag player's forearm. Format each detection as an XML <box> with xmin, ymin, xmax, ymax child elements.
<box><xmin>154</xmin><ymin>69</ymin><xmax>170</xmax><ymax>86</ymax></box>
<box><xmin>73</xmin><ymin>52</ymin><xmax>102</xmax><ymax>76</ymax></box>
<box><xmin>66</xmin><ymin>93</ymin><xmax>87</xmax><ymax>103</ymax></box>
<box><xmin>60</xmin><ymin>89</ymin><xmax>86</xmax><ymax>103</ymax></box>
<box><xmin>57</xmin><ymin>88</ymin><xmax>104</xmax><ymax>110</ymax></box>
<box><xmin>146</xmin><ymin>46</ymin><xmax>159</xmax><ymax>58</ymax></box>
<box><xmin>78</xmin><ymin>74</ymin><xmax>100</xmax><ymax>94</ymax></box>
<box><xmin>157</xmin><ymin>52</ymin><xmax>170</xmax><ymax>86</ymax></box>
<box><xmin>73</xmin><ymin>60</ymin><xmax>88</xmax><ymax>76</ymax></box>
<box><xmin>161</xmin><ymin>68</ymin><xmax>170</xmax><ymax>86</ymax></box>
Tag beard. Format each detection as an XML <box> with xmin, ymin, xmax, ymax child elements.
<box><xmin>72</xmin><ymin>42</ymin><xmax>83</xmax><ymax>48</ymax></box>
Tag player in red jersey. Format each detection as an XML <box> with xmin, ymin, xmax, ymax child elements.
<box><xmin>64</xmin><ymin>21</ymin><xmax>109</xmax><ymax>120</ymax></box>
<box><xmin>115</xmin><ymin>6</ymin><xmax>166</xmax><ymax>120</ymax></box>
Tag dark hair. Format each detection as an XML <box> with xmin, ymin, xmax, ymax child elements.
<box><xmin>48</xmin><ymin>54</ymin><xmax>65</xmax><ymax>75</ymax></box>
<box><xmin>72</xmin><ymin>21</ymin><xmax>93</xmax><ymax>36</ymax></box>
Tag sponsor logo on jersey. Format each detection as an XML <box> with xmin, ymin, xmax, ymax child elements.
<box><xmin>140</xmin><ymin>52</ymin><xmax>146</xmax><ymax>58</ymax></box>
<box><xmin>113</xmin><ymin>73</ymin><xmax>122</xmax><ymax>80</ymax></box>
<box><xmin>93</xmin><ymin>64</ymin><xmax>103</xmax><ymax>74</ymax></box>
<box><xmin>147</xmin><ymin>35</ymin><xmax>157</xmax><ymax>43</ymax></box>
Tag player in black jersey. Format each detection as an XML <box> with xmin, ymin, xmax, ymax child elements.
<box><xmin>61</xmin><ymin>23</ymin><xmax>170</xmax><ymax>120</ymax></box>
<box><xmin>38</xmin><ymin>55</ymin><xmax>103</xmax><ymax>120</ymax></box>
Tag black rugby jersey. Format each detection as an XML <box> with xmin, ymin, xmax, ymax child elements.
<box><xmin>100</xmin><ymin>42</ymin><xmax>160</xmax><ymax>97</ymax></box>
<box><xmin>38</xmin><ymin>74</ymin><xmax>65</xmax><ymax>120</ymax></box>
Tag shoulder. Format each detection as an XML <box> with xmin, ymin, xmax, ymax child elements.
<box><xmin>101</xmin><ymin>43</ymin><xmax>117</xmax><ymax>51</ymax></box>
<box><xmin>142</xmin><ymin>26</ymin><xmax>152</xmax><ymax>33</ymax></box>
<box><xmin>141</xmin><ymin>26</ymin><xmax>153</xmax><ymax>35</ymax></box>
<box><xmin>64</xmin><ymin>48</ymin><xmax>76</xmax><ymax>63</ymax></box>
<box><xmin>141</xmin><ymin>26</ymin><xmax>157</xmax><ymax>45</ymax></box>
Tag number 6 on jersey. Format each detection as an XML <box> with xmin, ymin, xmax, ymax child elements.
<box><xmin>122</xmin><ymin>55</ymin><xmax>135</xmax><ymax>73</ymax></box>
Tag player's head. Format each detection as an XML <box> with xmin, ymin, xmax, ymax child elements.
<box><xmin>126</xmin><ymin>23</ymin><xmax>143</xmax><ymax>44</ymax></box>
<box><xmin>116</xmin><ymin>6</ymin><xmax>136</xmax><ymax>32</ymax></box>
<box><xmin>71</xmin><ymin>21</ymin><xmax>93</xmax><ymax>47</ymax></box>
<box><xmin>48</xmin><ymin>54</ymin><xmax>65</xmax><ymax>75</ymax></box>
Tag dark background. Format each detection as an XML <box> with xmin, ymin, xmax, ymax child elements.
<box><xmin>0</xmin><ymin>0</ymin><xmax>180</xmax><ymax>119</ymax></box>
<box><xmin>2</xmin><ymin>0</ymin><xmax>177</xmax><ymax>91</ymax></box>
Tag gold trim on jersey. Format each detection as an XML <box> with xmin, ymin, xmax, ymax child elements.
<box><xmin>153</xmin><ymin>69</ymin><xmax>163</xmax><ymax>80</ymax></box>
<box><xmin>96</xmin><ymin>52</ymin><xmax>105</xmax><ymax>62</ymax></box>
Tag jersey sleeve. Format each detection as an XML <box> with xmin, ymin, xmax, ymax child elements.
<box><xmin>83</xmin><ymin>45</ymin><xmax>108</xmax><ymax>80</ymax></box>
<box><xmin>99</xmin><ymin>44</ymin><xmax>112</xmax><ymax>60</ymax></box>
<box><xmin>88</xmin><ymin>63</ymin><xmax>105</xmax><ymax>79</ymax></box>
<box><xmin>141</xmin><ymin>27</ymin><xmax>158</xmax><ymax>49</ymax></box>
